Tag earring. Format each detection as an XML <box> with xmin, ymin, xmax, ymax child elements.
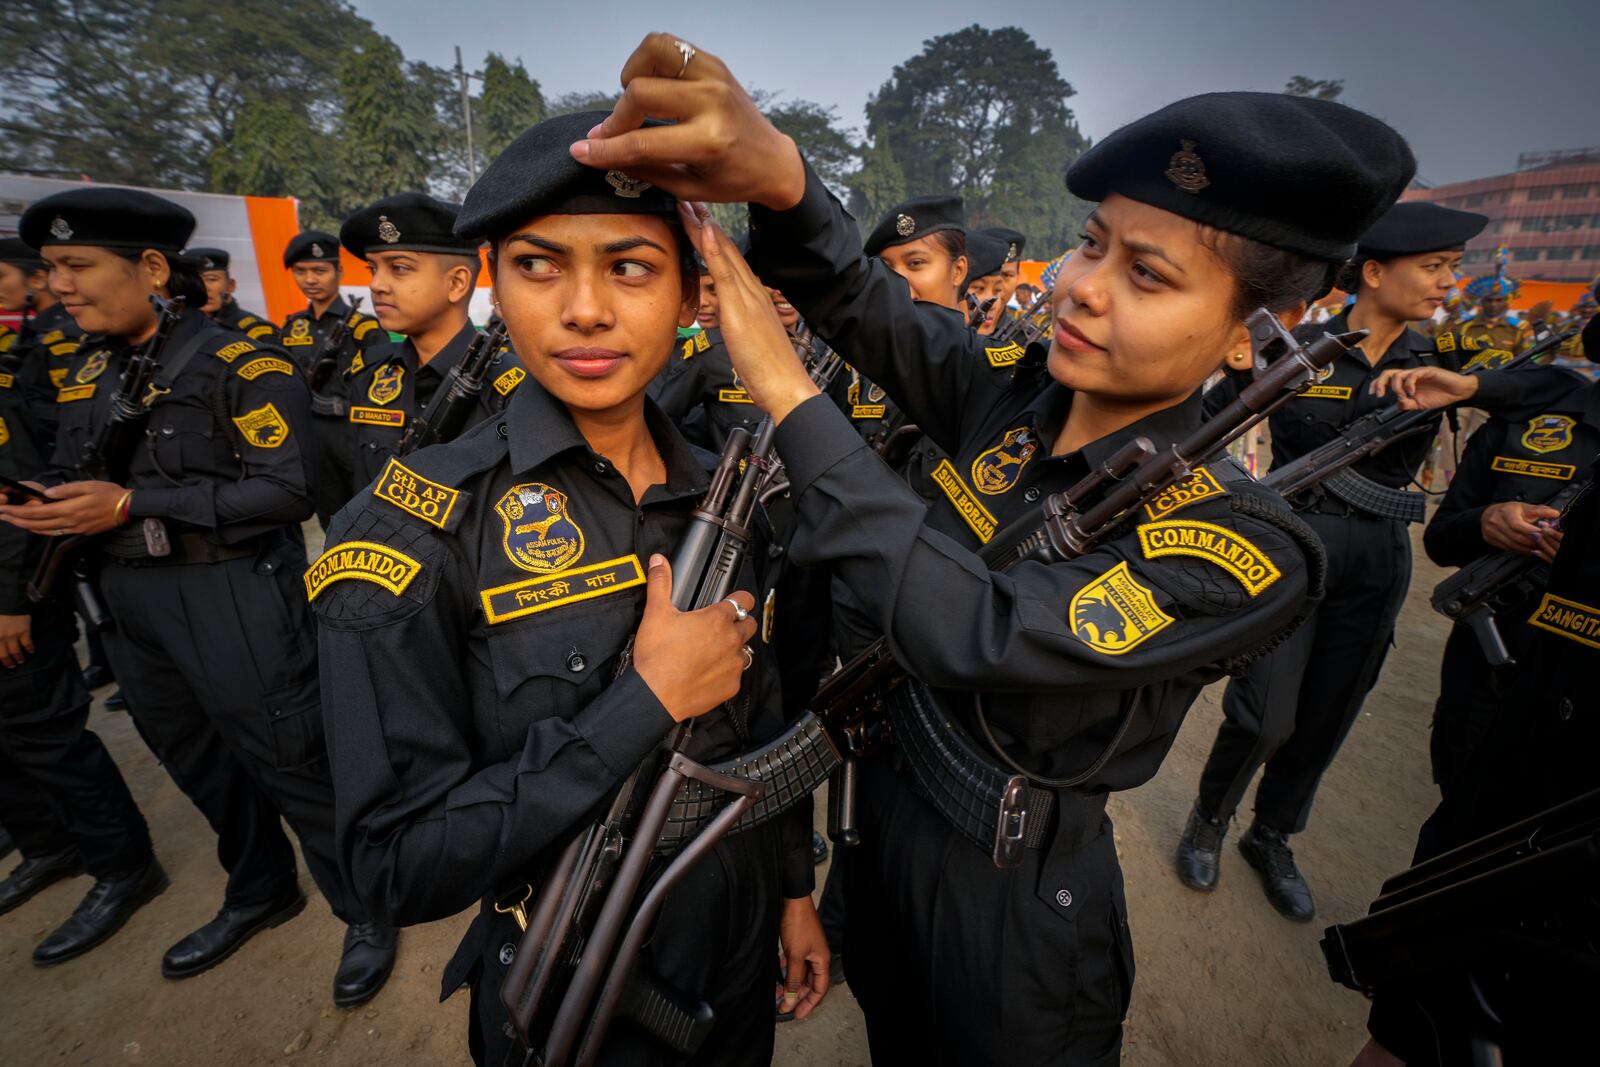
<box><xmin>1226</xmin><ymin>351</ymin><xmax>1250</xmax><ymax>370</ymax></box>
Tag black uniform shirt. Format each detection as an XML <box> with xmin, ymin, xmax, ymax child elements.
<box><xmin>343</xmin><ymin>319</ymin><xmax>525</xmax><ymax>490</ymax></box>
<box><xmin>749</xmin><ymin>163</ymin><xmax>1318</xmax><ymax>788</ymax></box>
<box><xmin>312</xmin><ymin>379</ymin><xmax>811</xmax><ymax>931</ymax></box>
<box><xmin>46</xmin><ymin>308</ymin><xmax>316</xmax><ymax>542</ymax></box>
<box><xmin>0</xmin><ymin>335</ymin><xmax>57</xmax><ymax>613</ymax></box>
<box><xmin>13</xmin><ymin>303</ymin><xmax>84</xmax><ymax>394</ymax></box>
<box><xmin>647</xmin><ymin>327</ymin><xmax>766</xmax><ymax>451</ymax></box>
<box><xmin>215</xmin><ymin>297</ymin><xmax>281</xmax><ymax>345</ymax></box>
<box><xmin>1425</xmin><ymin>367</ymin><xmax>1600</xmax><ymax>567</ymax></box>
<box><xmin>281</xmin><ymin>296</ymin><xmax>383</xmax><ymax>398</ymax></box>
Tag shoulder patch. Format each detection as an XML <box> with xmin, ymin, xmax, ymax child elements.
<box><xmin>1143</xmin><ymin>467</ymin><xmax>1227</xmax><ymax>521</ymax></box>
<box><xmin>305</xmin><ymin>540</ymin><xmax>422</xmax><ymax>602</ymax></box>
<box><xmin>1069</xmin><ymin>561</ymin><xmax>1174</xmax><ymax>655</ymax></box>
<box><xmin>371</xmin><ymin>457</ymin><xmax>466</xmax><ymax>532</ymax></box>
<box><xmin>49</xmin><ymin>340</ymin><xmax>80</xmax><ymax>357</ymax></box>
<box><xmin>354</xmin><ymin>320</ymin><xmax>381</xmax><ymax>340</ymax></box>
<box><xmin>215</xmin><ymin>340</ymin><xmax>257</xmax><ymax>363</ymax></box>
<box><xmin>1528</xmin><ymin>593</ymin><xmax>1600</xmax><ymax>651</ymax></box>
<box><xmin>236</xmin><ymin>356</ymin><xmax>294</xmax><ymax>381</ymax></box>
<box><xmin>232</xmin><ymin>402</ymin><xmax>290</xmax><ymax>447</ymax></box>
<box><xmin>348</xmin><ymin>351</ymin><xmax>366</xmax><ymax>376</ymax></box>
<box><xmin>0</xmin><ymin>415</ymin><xmax>8</xmax><ymax>445</ymax></box>
<box><xmin>984</xmin><ymin>342</ymin><xmax>1026</xmax><ymax>368</ymax></box>
<box><xmin>1137</xmin><ymin>519</ymin><xmax>1281</xmax><ymax>597</ymax></box>
<box><xmin>0</xmin><ymin>372</ymin><xmax>12</xmax><ymax>389</ymax></box>
<box><xmin>492</xmin><ymin>366</ymin><xmax>526</xmax><ymax>396</ymax></box>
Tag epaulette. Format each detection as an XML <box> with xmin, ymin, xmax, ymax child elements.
<box><xmin>680</xmin><ymin>330</ymin><xmax>711</xmax><ymax>359</ymax></box>
<box><xmin>246</xmin><ymin>323</ymin><xmax>277</xmax><ymax>341</ymax></box>
<box><xmin>353</xmin><ymin>318</ymin><xmax>382</xmax><ymax>341</ymax></box>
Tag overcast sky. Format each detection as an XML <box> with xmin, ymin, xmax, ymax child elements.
<box><xmin>355</xmin><ymin>0</ymin><xmax>1597</xmax><ymax>187</ymax></box>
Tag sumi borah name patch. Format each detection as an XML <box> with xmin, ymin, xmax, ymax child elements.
<box><xmin>1142</xmin><ymin>467</ymin><xmax>1227</xmax><ymax>521</ymax></box>
<box><xmin>304</xmin><ymin>541</ymin><xmax>422</xmax><ymax>601</ymax></box>
<box><xmin>1069</xmin><ymin>561</ymin><xmax>1173</xmax><ymax>655</ymax></box>
<box><xmin>480</xmin><ymin>555</ymin><xmax>647</xmax><ymax>624</ymax></box>
<box><xmin>492</xmin><ymin>366</ymin><xmax>526</xmax><ymax>396</ymax></box>
<box><xmin>371</xmin><ymin>457</ymin><xmax>462</xmax><ymax>531</ymax></box>
<box><xmin>1136</xmin><ymin>519</ymin><xmax>1281</xmax><ymax>596</ymax></box>
<box><xmin>931</xmin><ymin>459</ymin><xmax>997</xmax><ymax>543</ymax></box>
<box><xmin>1527</xmin><ymin>592</ymin><xmax>1600</xmax><ymax>651</ymax></box>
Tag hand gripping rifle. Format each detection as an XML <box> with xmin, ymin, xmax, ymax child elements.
<box><xmin>396</xmin><ymin>320</ymin><xmax>509</xmax><ymax>456</ymax></box>
<box><xmin>499</xmin><ymin>357</ymin><xmax>843</xmax><ymax>1067</ymax></box>
<box><xmin>817</xmin><ymin>310</ymin><xmax>1365</xmax><ymax>864</ymax></box>
<box><xmin>308</xmin><ymin>296</ymin><xmax>364</xmax><ymax>393</ymax></box>
<box><xmin>1430</xmin><ymin>479</ymin><xmax>1588</xmax><ymax>666</ymax></box>
<box><xmin>27</xmin><ymin>296</ymin><xmax>183</xmax><ymax>603</ymax></box>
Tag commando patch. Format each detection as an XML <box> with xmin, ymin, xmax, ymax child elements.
<box><xmin>232</xmin><ymin>402</ymin><xmax>290</xmax><ymax>448</ymax></box>
<box><xmin>1490</xmin><ymin>456</ymin><xmax>1575</xmax><ymax>481</ymax></box>
<box><xmin>1521</xmin><ymin>414</ymin><xmax>1575</xmax><ymax>455</ymax></box>
<box><xmin>371</xmin><ymin>457</ymin><xmax>463</xmax><ymax>531</ymax></box>
<box><xmin>304</xmin><ymin>540</ymin><xmax>422</xmax><ymax>602</ymax></box>
<box><xmin>931</xmin><ymin>459</ymin><xmax>997</xmax><ymax>543</ymax></box>
<box><xmin>1069</xmin><ymin>561</ymin><xmax>1174</xmax><ymax>655</ymax></box>
<box><xmin>495</xmin><ymin>482</ymin><xmax>585</xmax><ymax>574</ymax></box>
<box><xmin>492</xmin><ymin>366</ymin><xmax>526</xmax><ymax>396</ymax></box>
<box><xmin>970</xmin><ymin>427</ymin><xmax>1037</xmax><ymax>495</ymax></box>
<box><xmin>1527</xmin><ymin>593</ymin><xmax>1600</xmax><ymax>651</ymax></box>
<box><xmin>481</xmin><ymin>554</ymin><xmax>646</xmax><ymax>624</ymax></box>
<box><xmin>349</xmin><ymin>406</ymin><xmax>405</xmax><ymax>427</ymax></box>
<box><xmin>1142</xmin><ymin>467</ymin><xmax>1227</xmax><ymax>521</ymax></box>
<box><xmin>1136</xmin><ymin>519</ymin><xmax>1281</xmax><ymax>597</ymax></box>
<box><xmin>984</xmin><ymin>342</ymin><xmax>1026</xmax><ymax>368</ymax></box>
<box><xmin>214</xmin><ymin>340</ymin><xmax>257</xmax><ymax>363</ymax></box>
<box><xmin>237</xmin><ymin>356</ymin><xmax>294</xmax><ymax>381</ymax></box>
<box><xmin>354</xmin><ymin>319</ymin><xmax>381</xmax><ymax>341</ymax></box>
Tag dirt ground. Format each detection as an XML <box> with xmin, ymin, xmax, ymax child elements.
<box><xmin>0</xmin><ymin>526</ymin><xmax>1449</xmax><ymax>1066</ymax></box>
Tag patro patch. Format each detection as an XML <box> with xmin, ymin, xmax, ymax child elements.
<box><xmin>1069</xmin><ymin>561</ymin><xmax>1174</xmax><ymax>655</ymax></box>
<box><xmin>481</xmin><ymin>555</ymin><xmax>645</xmax><ymax>624</ymax></box>
<box><xmin>1142</xmin><ymin>467</ymin><xmax>1227</xmax><ymax>521</ymax></box>
<box><xmin>1136</xmin><ymin>519</ymin><xmax>1281</xmax><ymax>596</ymax></box>
<box><xmin>232</xmin><ymin>402</ymin><xmax>290</xmax><ymax>448</ymax></box>
<box><xmin>304</xmin><ymin>540</ymin><xmax>422</xmax><ymax>601</ymax></box>
<box><xmin>371</xmin><ymin>457</ymin><xmax>462</xmax><ymax>531</ymax></box>
<box><xmin>495</xmin><ymin>482</ymin><xmax>585</xmax><ymax>574</ymax></box>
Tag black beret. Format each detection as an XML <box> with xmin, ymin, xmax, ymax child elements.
<box><xmin>456</xmin><ymin>111</ymin><xmax>677</xmax><ymax>240</ymax></box>
<box><xmin>979</xmin><ymin>226</ymin><xmax>1026</xmax><ymax>263</ymax></box>
<box><xmin>864</xmin><ymin>195</ymin><xmax>965</xmax><ymax>257</ymax></box>
<box><xmin>19</xmin><ymin>188</ymin><xmax>195</xmax><ymax>253</ymax></box>
<box><xmin>963</xmin><ymin>230</ymin><xmax>1011</xmax><ymax>286</ymax></box>
<box><xmin>1356</xmin><ymin>201</ymin><xmax>1487</xmax><ymax>259</ymax></box>
<box><xmin>0</xmin><ymin>238</ymin><xmax>46</xmax><ymax>271</ymax></box>
<box><xmin>283</xmin><ymin>231</ymin><xmax>341</xmax><ymax>268</ymax></box>
<box><xmin>1066</xmin><ymin>92</ymin><xmax>1415</xmax><ymax>261</ymax></box>
<box><xmin>341</xmin><ymin>192</ymin><xmax>481</xmax><ymax>258</ymax></box>
<box><xmin>185</xmin><ymin>246</ymin><xmax>230</xmax><ymax>272</ymax></box>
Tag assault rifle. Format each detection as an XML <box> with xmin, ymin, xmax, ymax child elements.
<box><xmin>818</xmin><ymin>309</ymin><xmax>1366</xmax><ymax>864</ymax></box>
<box><xmin>989</xmin><ymin>287</ymin><xmax>1053</xmax><ymax>346</ymax></box>
<box><xmin>396</xmin><ymin>320</ymin><xmax>509</xmax><ymax>456</ymax></box>
<box><xmin>1430</xmin><ymin>480</ymin><xmax>1586</xmax><ymax>666</ymax></box>
<box><xmin>308</xmin><ymin>296</ymin><xmax>364</xmax><ymax>392</ymax></box>
<box><xmin>27</xmin><ymin>296</ymin><xmax>183</xmax><ymax>602</ymax></box>
<box><xmin>499</xmin><ymin>356</ymin><xmax>842</xmax><ymax>1067</ymax></box>
<box><xmin>1263</xmin><ymin>326</ymin><xmax>1578</xmax><ymax>501</ymax></box>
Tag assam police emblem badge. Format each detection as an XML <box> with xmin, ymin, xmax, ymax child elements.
<box><xmin>496</xmin><ymin>482</ymin><xmax>585</xmax><ymax>574</ymax></box>
<box><xmin>970</xmin><ymin>427</ymin><xmax>1037</xmax><ymax>495</ymax></box>
<box><xmin>75</xmin><ymin>349</ymin><xmax>110</xmax><ymax>384</ymax></box>
<box><xmin>1521</xmin><ymin>414</ymin><xmax>1575</xmax><ymax>455</ymax></box>
<box><xmin>368</xmin><ymin>362</ymin><xmax>405</xmax><ymax>406</ymax></box>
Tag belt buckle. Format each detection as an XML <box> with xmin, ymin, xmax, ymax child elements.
<box><xmin>993</xmin><ymin>776</ymin><xmax>1029</xmax><ymax>869</ymax></box>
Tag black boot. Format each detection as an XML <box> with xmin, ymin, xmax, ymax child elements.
<box><xmin>811</xmin><ymin>830</ymin><xmax>830</xmax><ymax>867</ymax></box>
<box><xmin>161</xmin><ymin>885</ymin><xmax>306</xmax><ymax>979</ymax></box>
<box><xmin>0</xmin><ymin>849</ymin><xmax>85</xmax><ymax>917</ymax></box>
<box><xmin>82</xmin><ymin>665</ymin><xmax>114</xmax><ymax>689</ymax></box>
<box><xmin>1237</xmin><ymin>822</ymin><xmax>1315</xmax><ymax>922</ymax></box>
<box><xmin>1175</xmin><ymin>804</ymin><xmax>1228</xmax><ymax>891</ymax></box>
<box><xmin>33</xmin><ymin>859</ymin><xmax>169</xmax><ymax>967</ymax></box>
<box><xmin>103</xmin><ymin>690</ymin><xmax>128</xmax><ymax>712</ymax></box>
<box><xmin>333</xmin><ymin>922</ymin><xmax>397</xmax><ymax>1008</ymax></box>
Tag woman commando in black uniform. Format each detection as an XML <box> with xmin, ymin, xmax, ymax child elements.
<box><xmin>571</xmin><ymin>33</ymin><xmax>1414</xmax><ymax>1066</ymax></box>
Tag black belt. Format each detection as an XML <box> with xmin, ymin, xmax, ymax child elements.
<box><xmin>101</xmin><ymin>525</ymin><xmax>258</xmax><ymax>566</ymax></box>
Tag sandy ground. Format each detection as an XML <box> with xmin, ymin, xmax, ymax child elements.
<box><xmin>0</xmin><ymin>526</ymin><xmax>1448</xmax><ymax>1066</ymax></box>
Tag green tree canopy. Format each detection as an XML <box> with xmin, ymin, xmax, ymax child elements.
<box><xmin>479</xmin><ymin>53</ymin><xmax>547</xmax><ymax>162</ymax></box>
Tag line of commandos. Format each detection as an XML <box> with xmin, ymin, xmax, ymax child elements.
<box><xmin>0</xmin><ymin>32</ymin><xmax>1596</xmax><ymax>1066</ymax></box>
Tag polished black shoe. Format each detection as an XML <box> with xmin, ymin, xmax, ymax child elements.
<box><xmin>103</xmin><ymin>690</ymin><xmax>128</xmax><ymax>711</ymax></box>
<box><xmin>1237</xmin><ymin>822</ymin><xmax>1316</xmax><ymax>922</ymax></box>
<box><xmin>82</xmin><ymin>665</ymin><xmax>114</xmax><ymax>689</ymax></box>
<box><xmin>161</xmin><ymin>887</ymin><xmax>306</xmax><ymax>979</ymax></box>
<box><xmin>333</xmin><ymin>922</ymin><xmax>397</xmax><ymax>1008</ymax></box>
<box><xmin>0</xmin><ymin>825</ymin><xmax>14</xmax><ymax>862</ymax></box>
<box><xmin>33</xmin><ymin>859</ymin><xmax>169</xmax><ymax>967</ymax></box>
<box><xmin>0</xmin><ymin>849</ymin><xmax>85</xmax><ymax>917</ymax></box>
<box><xmin>810</xmin><ymin>830</ymin><xmax>830</xmax><ymax>867</ymax></box>
<box><xmin>1175</xmin><ymin>804</ymin><xmax>1229</xmax><ymax>892</ymax></box>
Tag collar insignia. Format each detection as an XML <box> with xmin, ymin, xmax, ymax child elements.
<box><xmin>1165</xmin><ymin>140</ymin><xmax>1210</xmax><ymax>194</ymax></box>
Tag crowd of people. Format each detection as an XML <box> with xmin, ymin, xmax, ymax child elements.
<box><xmin>0</xmin><ymin>32</ymin><xmax>1595</xmax><ymax>1067</ymax></box>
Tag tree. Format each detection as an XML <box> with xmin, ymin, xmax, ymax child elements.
<box><xmin>209</xmin><ymin>99</ymin><xmax>338</xmax><ymax>224</ymax></box>
<box><xmin>847</xmin><ymin>119</ymin><xmax>907</xmax><ymax>226</ymax></box>
<box><xmin>1284</xmin><ymin>76</ymin><xmax>1345</xmax><ymax>101</ymax></box>
<box><xmin>332</xmin><ymin>37</ymin><xmax>447</xmax><ymax>216</ymax></box>
<box><xmin>765</xmin><ymin>99</ymin><xmax>857</xmax><ymax>197</ymax></box>
<box><xmin>479</xmin><ymin>53</ymin><xmax>546</xmax><ymax>162</ymax></box>
<box><xmin>860</xmin><ymin>25</ymin><xmax>1090</xmax><ymax>254</ymax></box>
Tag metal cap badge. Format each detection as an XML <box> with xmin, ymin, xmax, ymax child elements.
<box><xmin>606</xmin><ymin>170</ymin><xmax>650</xmax><ymax>198</ymax></box>
<box><xmin>377</xmin><ymin>217</ymin><xmax>401</xmax><ymax>244</ymax></box>
<box><xmin>895</xmin><ymin>214</ymin><xmax>916</xmax><ymax>237</ymax></box>
<box><xmin>1165</xmin><ymin>140</ymin><xmax>1210</xmax><ymax>194</ymax></box>
<box><xmin>49</xmin><ymin>216</ymin><xmax>73</xmax><ymax>240</ymax></box>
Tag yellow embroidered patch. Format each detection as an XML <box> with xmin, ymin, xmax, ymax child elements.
<box><xmin>0</xmin><ymin>416</ymin><xmax>8</xmax><ymax>446</ymax></box>
<box><xmin>984</xmin><ymin>342</ymin><xmax>1026</xmax><ymax>367</ymax></box>
<box><xmin>718</xmin><ymin>388</ymin><xmax>755</xmax><ymax>404</ymax></box>
<box><xmin>348</xmin><ymin>352</ymin><xmax>366</xmax><ymax>375</ymax></box>
<box><xmin>1461</xmin><ymin>348</ymin><xmax>1513</xmax><ymax>372</ymax></box>
<box><xmin>1142</xmin><ymin>467</ymin><xmax>1227</xmax><ymax>521</ymax></box>
<box><xmin>1136</xmin><ymin>519</ymin><xmax>1281</xmax><ymax>597</ymax></box>
<box><xmin>247</xmin><ymin>324</ymin><xmax>276</xmax><ymax>340</ymax></box>
<box><xmin>1521</xmin><ymin>414</ymin><xmax>1575</xmax><ymax>455</ymax></box>
<box><xmin>492</xmin><ymin>366</ymin><xmax>526</xmax><ymax>396</ymax></box>
<box><xmin>931</xmin><ymin>459</ymin><xmax>997</xmax><ymax>543</ymax></box>
<box><xmin>49</xmin><ymin>368</ymin><xmax>67</xmax><ymax>388</ymax></box>
<box><xmin>971</xmin><ymin>427</ymin><xmax>1037</xmax><ymax>495</ymax></box>
<box><xmin>41</xmin><ymin>330</ymin><xmax>63</xmax><ymax>345</ymax></box>
<box><xmin>367</xmin><ymin>363</ymin><xmax>405</xmax><ymax>405</ymax></box>
<box><xmin>1069</xmin><ymin>561</ymin><xmax>1174</xmax><ymax>655</ymax></box>
<box><xmin>371</xmin><ymin>457</ymin><xmax>460</xmax><ymax>530</ymax></box>
<box><xmin>1527</xmin><ymin>592</ymin><xmax>1600</xmax><ymax>651</ymax></box>
<box><xmin>304</xmin><ymin>540</ymin><xmax>422</xmax><ymax>602</ymax></box>
<box><xmin>214</xmin><ymin>340</ymin><xmax>256</xmax><ymax>363</ymax></box>
<box><xmin>232</xmin><ymin>402</ymin><xmax>290</xmax><ymax>447</ymax></box>
<box><xmin>1490</xmin><ymin>456</ymin><xmax>1575</xmax><ymax>480</ymax></box>
<box><xmin>76</xmin><ymin>350</ymin><xmax>109</xmax><ymax>383</ymax></box>
<box><xmin>349</xmin><ymin>406</ymin><xmax>405</xmax><ymax>427</ymax></box>
<box><xmin>283</xmin><ymin>318</ymin><xmax>314</xmax><ymax>346</ymax></box>
<box><xmin>850</xmin><ymin>404</ymin><xmax>886</xmax><ymax>419</ymax></box>
<box><xmin>0</xmin><ymin>373</ymin><xmax>12</xmax><ymax>389</ymax></box>
<box><xmin>1435</xmin><ymin>331</ymin><xmax>1457</xmax><ymax>353</ymax></box>
<box><xmin>57</xmin><ymin>384</ymin><xmax>96</xmax><ymax>403</ymax></box>
<box><xmin>495</xmin><ymin>482</ymin><xmax>585</xmax><ymax>574</ymax></box>
<box><xmin>1301</xmin><ymin>384</ymin><xmax>1353</xmax><ymax>400</ymax></box>
<box><xmin>237</xmin><ymin>356</ymin><xmax>294</xmax><ymax>381</ymax></box>
<box><xmin>49</xmin><ymin>341</ymin><xmax>79</xmax><ymax>357</ymax></box>
<box><xmin>481</xmin><ymin>554</ymin><xmax>645</xmax><ymax>624</ymax></box>
<box><xmin>353</xmin><ymin>320</ymin><xmax>380</xmax><ymax>340</ymax></box>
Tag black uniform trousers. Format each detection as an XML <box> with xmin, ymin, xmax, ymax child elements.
<box><xmin>1198</xmin><ymin>505</ymin><xmax>1412</xmax><ymax>832</ymax></box>
<box><xmin>840</xmin><ymin>757</ymin><xmax>1133</xmax><ymax>1067</ymax></box>
<box><xmin>96</xmin><ymin>539</ymin><xmax>355</xmax><ymax>920</ymax></box>
<box><xmin>0</xmin><ymin>603</ymin><xmax>152</xmax><ymax>878</ymax></box>
<box><xmin>1428</xmin><ymin>597</ymin><xmax>1536</xmax><ymax>798</ymax></box>
<box><xmin>461</xmin><ymin>823</ymin><xmax>783</xmax><ymax>1067</ymax></box>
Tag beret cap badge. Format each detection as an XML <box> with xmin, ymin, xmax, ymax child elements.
<box><xmin>50</xmin><ymin>216</ymin><xmax>73</xmax><ymax>240</ymax></box>
<box><xmin>1006</xmin><ymin>242</ymin><xmax>1019</xmax><ymax>262</ymax></box>
<box><xmin>311</xmin><ymin>241</ymin><xmax>326</xmax><ymax>257</ymax></box>
<box><xmin>376</xmin><ymin>217</ymin><xmax>401</xmax><ymax>244</ymax></box>
<box><xmin>1165</xmin><ymin>140</ymin><xmax>1210</xmax><ymax>194</ymax></box>
<box><xmin>605</xmin><ymin>170</ymin><xmax>650</xmax><ymax>198</ymax></box>
<box><xmin>894</xmin><ymin>214</ymin><xmax>916</xmax><ymax>237</ymax></box>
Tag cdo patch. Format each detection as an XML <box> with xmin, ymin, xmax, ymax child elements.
<box><xmin>1136</xmin><ymin>519</ymin><xmax>1281</xmax><ymax>597</ymax></box>
<box><xmin>1142</xmin><ymin>467</ymin><xmax>1226</xmax><ymax>521</ymax></box>
<box><xmin>371</xmin><ymin>457</ymin><xmax>464</xmax><ymax>531</ymax></box>
<box><xmin>931</xmin><ymin>459</ymin><xmax>997</xmax><ymax>543</ymax></box>
<box><xmin>1069</xmin><ymin>561</ymin><xmax>1173</xmax><ymax>655</ymax></box>
<box><xmin>305</xmin><ymin>540</ymin><xmax>423</xmax><ymax>601</ymax></box>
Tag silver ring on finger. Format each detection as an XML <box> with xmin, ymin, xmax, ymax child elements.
<box><xmin>673</xmin><ymin>39</ymin><xmax>697</xmax><ymax>78</ymax></box>
<box><xmin>741</xmin><ymin>646</ymin><xmax>754</xmax><ymax>672</ymax></box>
<box><xmin>52</xmin><ymin>527</ymin><xmax>66</xmax><ymax>537</ymax></box>
<box><xmin>722</xmin><ymin>596</ymin><xmax>750</xmax><ymax>622</ymax></box>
